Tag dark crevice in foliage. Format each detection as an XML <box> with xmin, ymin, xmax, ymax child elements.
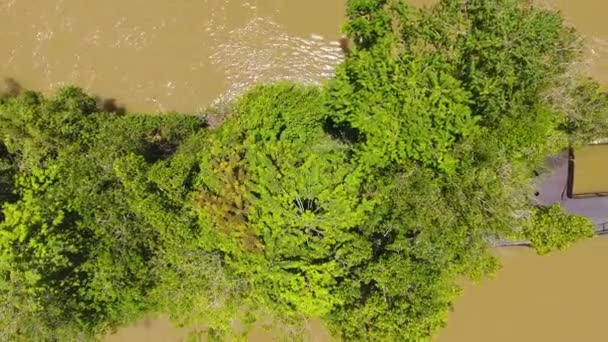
<box><xmin>292</xmin><ymin>198</ymin><xmax>323</xmax><ymax>214</ymax></box>
<box><xmin>0</xmin><ymin>143</ymin><xmax>18</xmax><ymax>209</ymax></box>
<box><xmin>141</xmin><ymin>139</ymin><xmax>179</xmax><ymax>163</ymax></box>
<box><xmin>323</xmin><ymin>117</ymin><xmax>364</xmax><ymax>144</ymax></box>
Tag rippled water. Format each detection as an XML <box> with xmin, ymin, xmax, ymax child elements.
<box><xmin>0</xmin><ymin>0</ymin><xmax>346</xmax><ymax>113</ymax></box>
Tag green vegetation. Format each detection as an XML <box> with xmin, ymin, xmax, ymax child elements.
<box><xmin>522</xmin><ymin>205</ymin><xmax>596</xmax><ymax>255</ymax></box>
<box><xmin>1</xmin><ymin>0</ymin><xmax>606</xmax><ymax>341</ymax></box>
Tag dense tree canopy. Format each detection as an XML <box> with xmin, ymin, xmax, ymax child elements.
<box><xmin>0</xmin><ymin>88</ymin><xmax>206</xmax><ymax>340</ymax></box>
<box><xmin>1</xmin><ymin>0</ymin><xmax>607</xmax><ymax>341</ymax></box>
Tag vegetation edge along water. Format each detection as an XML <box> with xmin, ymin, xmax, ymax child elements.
<box><xmin>2</xmin><ymin>0</ymin><xmax>608</xmax><ymax>341</ymax></box>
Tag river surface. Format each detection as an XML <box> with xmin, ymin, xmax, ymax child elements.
<box><xmin>2</xmin><ymin>0</ymin><xmax>608</xmax><ymax>341</ymax></box>
<box><xmin>0</xmin><ymin>0</ymin><xmax>346</xmax><ymax>113</ymax></box>
<box><xmin>437</xmin><ymin>238</ymin><xmax>608</xmax><ymax>342</ymax></box>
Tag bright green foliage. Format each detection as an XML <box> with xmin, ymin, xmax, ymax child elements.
<box><xmin>550</xmin><ymin>77</ymin><xmax>608</xmax><ymax>145</ymax></box>
<box><xmin>522</xmin><ymin>205</ymin><xmax>595</xmax><ymax>255</ymax></box>
<box><xmin>194</xmin><ymin>85</ymin><xmax>376</xmax><ymax>337</ymax></box>
<box><xmin>112</xmin><ymin>146</ymin><xmax>251</xmax><ymax>340</ymax></box>
<box><xmin>329</xmin><ymin>0</ymin><xmax>479</xmax><ymax>173</ymax></box>
<box><xmin>324</xmin><ymin>167</ymin><xmax>499</xmax><ymax>341</ymax></box>
<box><xmin>401</xmin><ymin>0</ymin><xmax>579</xmax><ymax>122</ymax></box>
<box><xmin>397</xmin><ymin>0</ymin><xmax>579</xmax><ymax>166</ymax></box>
<box><xmin>1</xmin><ymin>1</ymin><xmax>606</xmax><ymax>341</ymax></box>
<box><xmin>0</xmin><ymin>88</ymin><xmax>207</xmax><ymax>340</ymax></box>
<box><xmin>328</xmin><ymin>52</ymin><xmax>478</xmax><ymax>172</ymax></box>
<box><xmin>320</xmin><ymin>0</ymin><xmax>594</xmax><ymax>340</ymax></box>
<box><xmin>0</xmin><ymin>143</ymin><xmax>16</xmax><ymax>220</ymax></box>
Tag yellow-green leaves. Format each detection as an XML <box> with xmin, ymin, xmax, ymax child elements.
<box><xmin>328</xmin><ymin>47</ymin><xmax>478</xmax><ymax>174</ymax></box>
<box><xmin>523</xmin><ymin>205</ymin><xmax>596</xmax><ymax>255</ymax></box>
<box><xmin>0</xmin><ymin>1</ymin><xmax>601</xmax><ymax>340</ymax></box>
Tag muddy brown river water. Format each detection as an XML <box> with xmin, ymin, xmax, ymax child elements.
<box><xmin>2</xmin><ymin>0</ymin><xmax>608</xmax><ymax>341</ymax></box>
<box><xmin>0</xmin><ymin>0</ymin><xmax>346</xmax><ymax>113</ymax></box>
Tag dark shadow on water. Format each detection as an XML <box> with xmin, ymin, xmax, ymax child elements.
<box><xmin>94</xmin><ymin>96</ymin><xmax>127</xmax><ymax>115</ymax></box>
<box><xmin>339</xmin><ymin>37</ymin><xmax>351</xmax><ymax>55</ymax></box>
<box><xmin>0</xmin><ymin>78</ymin><xmax>23</xmax><ymax>99</ymax></box>
<box><xmin>0</xmin><ymin>79</ymin><xmax>130</xmax><ymax>116</ymax></box>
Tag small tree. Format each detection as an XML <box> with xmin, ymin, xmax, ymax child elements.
<box><xmin>523</xmin><ymin>204</ymin><xmax>595</xmax><ymax>255</ymax></box>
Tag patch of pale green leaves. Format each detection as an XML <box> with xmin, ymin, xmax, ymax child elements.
<box><xmin>523</xmin><ymin>205</ymin><xmax>595</xmax><ymax>255</ymax></box>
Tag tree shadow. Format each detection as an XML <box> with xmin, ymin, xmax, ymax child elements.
<box><xmin>0</xmin><ymin>78</ymin><xmax>23</xmax><ymax>99</ymax></box>
<box><xmin>94</xmin><ymin>96</ymin><xmax>127</xmax><ymax>115</ymax></box>
<box><xmin>339</xmin><ymin>37</ymin><xmax>351</xmax><ymax>55</ymax></box>
<box><xmin>0</xmin><ymin>79</ymin><xmax>130</xmax><ymax>116</ymax></box>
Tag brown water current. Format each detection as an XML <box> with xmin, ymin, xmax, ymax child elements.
<box><xmin>0</xmin><ymin>0</ymin><xmax>346</xmax><ymax>113</ymax></box>
<box><xmin>2</xmin><ymin>0</ymin><xmax>608</xmax><ymax>341</ymax></box>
